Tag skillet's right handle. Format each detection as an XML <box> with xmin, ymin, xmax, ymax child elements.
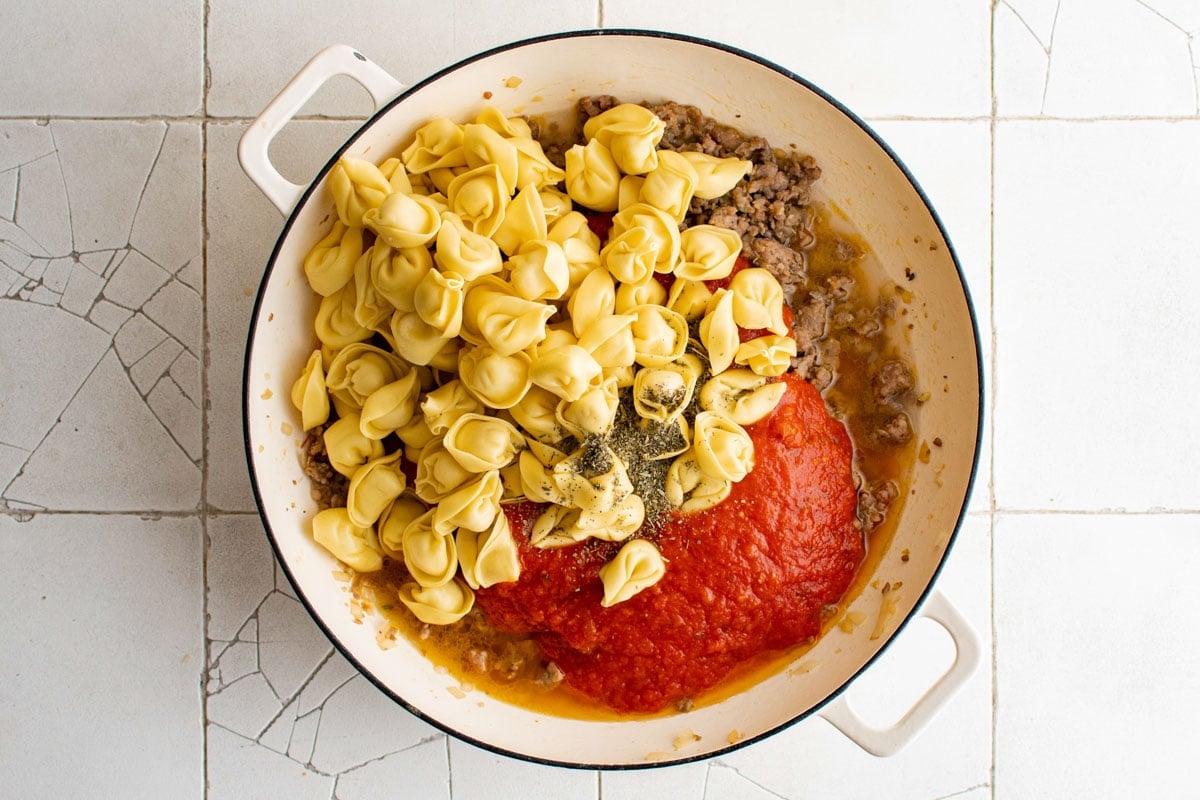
<box><xmin>238</xmin><ymin>44</ymin><xmax>404</xmax><ymax>215</ymax></box>
<box><xmin>819</xmin><ymin>590</ymin><xmax>981</xmax><ymax>757</ymax></box>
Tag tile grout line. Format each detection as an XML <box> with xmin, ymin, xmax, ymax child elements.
<box><xmin>200</xmin><ymin>0</ymin><xmax>213</xmax><ymax>796</ymax></box>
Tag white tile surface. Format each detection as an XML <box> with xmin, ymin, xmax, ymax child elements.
<box><xmin>447</xmin><ymin>739</ymin><xmax>600</xmax><ymax>799</ymax></box>
<box><xmin>995</xmin><ymin>0</ymin><xmax>1200</xmax><ymax>117</ymax></box>
<box><xmin>994</xmin><ymin>513</ymin><xmax>1200</xmax><ymax>797</ymax></box>
<box><xmin>0</xmin><ymin>0</ymin><xmax>202</xmax><ymax>116</ymax></box>
<box><xmin>4</xmin><ymin>0</ymin><xmax>1200</xmax><ymax>796</ymax></box>
<box><xmin>602</xmin><ymin>0</ymin><xmax>992</xmax><ymax>118</ymax></box>
<box><xmin>993</xmin><ymin>120</ymin><xmax>1200</xmax><ymax>511</ymax></box>
<box><xmin>0</xmin><ymin>514</ymin><xmax>203</xmax><ymax>798</ymax></box>
<box><xmin>206</xmin><ymin>0</ymin><xmax>599</xmax><ymax>118</ymax></box>
<box><xmin>0</xmin><ymin>119</ymin><xmax>202</xmax><ymax>511</ymax></box>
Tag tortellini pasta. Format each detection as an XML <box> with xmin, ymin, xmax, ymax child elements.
<box><xmin>328</xmin><ymin>157</ymin><xmax>391</xmax><ymax>228</ymax></box>
<box><xmin>639</xmin><ymin>150</ymin><xmax>697</xmax><ymax>223</ymax></box>
<box><xmin>413</xmin><ymin>267</ymin><xmax>465</xmax><ymax>338</ymax></box>
<box><xmin>491</xmin><ymin>184</ymin><xmax>547</xmax><ymax>257</ymax></box>
<box><xmin>457</xmin><ymin>512</ymin><xmax>521</xmax><ymax>589</ymax></box>
<box><xmin>565</xmin><ymin>139</ymin><xmax>621</xmax><ymax>212</ymax></box>
<box><xmin>463</xmin><ymin>122</ymin><xmax>520</xmax><ymax>190</ymax></box>
<box><xmin>446</xmin><ymin>164</ymin><xmax>509</xmax><ymax>237</ymax></box>
<box><xmin>666</xmin><ymin>277</ymin><xmax>713</xmax><ymax>320</ymax></box>
<box><xmin>529</xmin><ymin>503</ymin><xmax>587</xmax><ymax>549</ymax></box>
<box><xmin>551</xmin><ymin>443</ymin><xmax>634</xmax><ymax>513</ymax></box>
<box><xmin>401</xmin><ymin>508</ymin><xmax>459</xmax><ymax>587</ymax></box>
<box><xmin>304</xmin><ymin>221</ymin><xmax>362</xmax><ymax>297</ymax></box>
<box><xmin>312</xmin><ymin>508</ymin><xmax>383</xmax><ymax>573</ymax></box>
<box><xmin>629</xmin><ymin>304</ymin><xmax>689</xmax><ymax>368</ymax></box>
<box><xmin>556</xmin><ymin>373</ymin><xmax>621</xmax><ymax>437</ymax></box>
<box><xmin>664</xmin><ymin>453</ymin><xmax>732</xmax><ymax>512</ymax></box>
<box><xmin>458</xmin><ymin>345</ymin><xmax>532</xmax><ymax>409</ymax></box>
<box><xmin>434</xmin><ymin>212</ymin><xmax>502</xmax><ymax>281</ymax></box>
<box><xmin>293</xmin><ymin>103</ymin><xmax>810</xmax><ymax>625</ymax></box>
<box><xmin>421</xmin><ymin>380</ymin><xmax>482</xmax><ymax>435</ymax></box>
<box><xmin>359</xmin><ymin>371</ymin><xmax>422</xmax><ymax>439</ymax></box>
<box><xmin>371</xmin><ymin>242</ymin><xmax>431</xmax><ymax>313</ymax></box>
<box><xmin>632</xmin><ymin>354</ymin><xmax>701</xmax><ymax>423</ymax></box>
<box><xmin>314</xmin><ymin>280</ymin><xmax>372</xmax><ymax>350</ymax></box>
<box><xmin>614</xmin><ymin>276</ymin><xmax>666</xmax><ymax>313</ymax></box>
<box><xmin>679</xmin><ymin>151</ymin><xmax>753</xmax><ymax>199</ymax></box>
<box><xmin>567</xmin><ymin>268</ymin><xmax>616</xmax><ymax>336</ymax></box>
<box><xmin>352</xmin><ymin>247</ymin><xmax>393</xmax><ymax>331</ymax></box>
<box><xmin>529</xmin><ymin>345</ymin><xmax>603</xmax><ymax>402</ymax></box>
<box><xmin>698</xmin><ymin>289</ymin><xmax>739</xmax><ymax>375</ymax></box>
<box><xmin>582</xmin><ymin>103</ymin><xmax>666</xmax><ymax>175</ymax></box>
<box><xmin>401</xmin><ymin>117</ymin><xmax>467</xmax><ymax>173</ymax></box>
<box><xmin>692</xmin><ymin>411</ymin><xmax>755</xmax><ymax>482</ymax></box>
<box><xmin>508</xmin><ymin>386</ymin><xmax>569</xmax><ymax>444</ymax></box>
<box><xmin>414</xmin><ymin>438</ymin><xmax>474</xmax><ymax>503</ymax></box>
<box><xmin>363</xmin><ymin>191</ymin><xmax>442</xmax><ymax>249</ymax></box>
<box><xmin>462</xmin><ymin>278</ymin><xmax>554</xmax><ymax>355</ymax></box>
<box><xmin>699</xmin><ymin>369</ymin><xmax>788</xmax><ymax>426</ymax></box>
<box><xmin>600</xmin><ymin>227</ymin><xmax>658</xmax><ymax>285</ymax></box>
<box><xmin>611</xmin><ymin>204</ymin><xmax>680</xmax><ymax>275</ymax></box>
<box><xmin>729</xmin><ymin>267</ymin><xmax>789</xmax><ymax>335</ymax></box>
<box><xmin>507</xmin><ymin>240</ymin><xmax>569</xmax><ymax>301</ymax></box>
<box><xmin>326</xmin><ymin>343</ymin><xmax>408</xmax><ymax>411</ymax></box>
<box><xmin>398</xmin><ymin>579</ymin><xmax>475</xmax><ymax>625</ymax></box>
<box><xmin>598</xmin><ymin>539</ymin><xmax>666</xmax><ymax>607</ymax></box>
<box><xmin>389</xmin><ymin>310</ymin><xmax>451</xmax><ymax>367</ymax></box>
<box><xmin>442</xmin><ymin>413</ymin><xmax>524</xmax><ymax>472</ymax></box>
<box><xmin>677</xmin><ymin>225</ymin><xmax>742</xmax><ymax>282</ymax></box>
<box><xmin>572</xmin><ymin>492</ymin><xmax>645</xmax><ymax>543</ymax></box>
<box><xmin>515</xmin><ymin>137</ymin><xmax>566</xmax><ymax>190</ymax></box>
<box><xmin>291</xmin><ymin>350</ymin><xmax>330</xmax><ymax>430</ymax></box>
<box><xmin>377</xmin><ymin>493</ymin><xmax>427</xmax><ymax>561</ymax></box>
<box><xmin>324</xmin><ymin>414</ymin><xmax>384</xmax><ymax>477</ymax></box>
<box><xmin>577</xmin><ymin>313</ymin><xmax>636</xmax><ymax>370</ymax></box>
<box><xmin>432</xmin><ymin>469</ymin><xmax>503</xmax><ymax>534</ymax></box>
<box><xmin>346</xmin><ymin>451</ymin><xmax>407</xmax><ymax>527</ymax></box>
<box><xmin>735</xmin><ymin>334</ymin><xmax>797</xmax><ymax>377</ymax></box>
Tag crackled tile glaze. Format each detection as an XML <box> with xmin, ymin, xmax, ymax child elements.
<box><xmin>0</xmin><ymin>120</ymin><xmax>201</xmax><ymax>511</ymax></box>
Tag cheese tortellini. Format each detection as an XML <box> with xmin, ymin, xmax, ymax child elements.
<box><xmin>582</xmin><ymin>103</ymin><xmax>666</xmax><ymax>175</ymax></box>
<box><xmin>692</xmin><ymin>411</ymin><xmax>755</xmax><ymax>482</ymax></box>
<box><xmin>398</xmin><ymin>578</ymin><xmax>475</xmax><ymax>625</ymax></box>
<box><xmin>294</xmin><ymin>101</ymin><xmax>806</xmax><ymax>623</ymax></box>
<box><xmin>699</xmin><ymin>369</ymin><xmax>788</xmax><ymax>426</ymax></box>
<box><xmin>457</xmin><ymin>512</ymin><xmax>521</xmax><ymax>589</ymax></box>
<box><xmin>311</xmin><ymin>508</ymin><xmax>383</xmax><ymax>573</ymax></box>
<box><xmin>598</xmin><ymin>539</ymin><xmax>666</xmax><ymax>607</ymax></box>
<box><xmin>291</xmin><ymin>350</ymin><xmax>330</xmax><ymax>431</ymax></box>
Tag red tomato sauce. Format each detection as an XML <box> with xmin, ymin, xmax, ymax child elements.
<box><xmin>474</xmin><ymin>374</ymin><xmax>863</xmax><ymax>713</ymax></box>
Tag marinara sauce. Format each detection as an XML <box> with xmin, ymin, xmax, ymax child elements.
<box><xmin>474</xmin><ymin>373</ymin><xmax>862</xmax><ymax>713</ymax></box>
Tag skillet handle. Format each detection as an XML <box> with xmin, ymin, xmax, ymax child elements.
<box><xmin>818</xmin><ymin>589</ymin><xmax>981</xmax><ymax>757</ymax></box>
<box><xmin>238</xmin><ymin>44</ymin><xmax>404</xmax><ymax>215</ymax></box>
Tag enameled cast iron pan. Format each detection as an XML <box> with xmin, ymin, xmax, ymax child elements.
<box><xmin>239</xmin><ymin>31</ymin><xmax>983</xmax><ymax>768</ymax></box>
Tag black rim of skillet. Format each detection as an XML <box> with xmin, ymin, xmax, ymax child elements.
<box><xmin>241</xmin><ymin>27</ymin><xmax>986</xmax><ymax>771</ymax></box>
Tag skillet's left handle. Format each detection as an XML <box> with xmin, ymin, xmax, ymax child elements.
<box><xmin>818</xmin><ymin>590</ymin><xmax>981</xmax><ymax>757</ymax></box>
<box><xmin>238</xmin><ymin>44</ymin><xmax>404</xmax><ymax>215</ymax></box>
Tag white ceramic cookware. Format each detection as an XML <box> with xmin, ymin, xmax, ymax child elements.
<box><xmin>239</xmin><ymin>31</ymin><xmax>983</xmax><ymax>768</ymax></box>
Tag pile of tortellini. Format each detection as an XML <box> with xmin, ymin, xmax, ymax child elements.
<box><xmin>290</xmin><ymin>103</ymin><xmax>799</xmax><ymax>626</ymax></box>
